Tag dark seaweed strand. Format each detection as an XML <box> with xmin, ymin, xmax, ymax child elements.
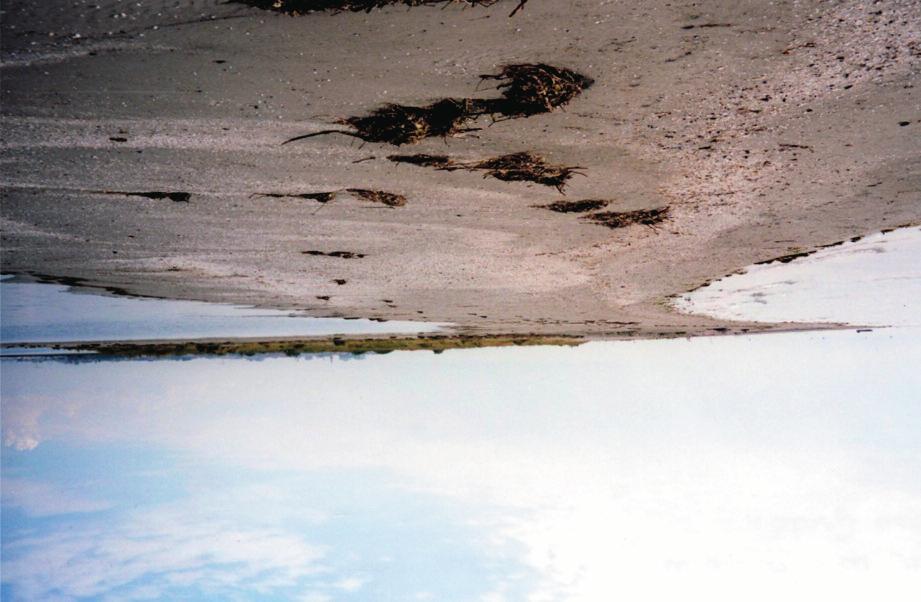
<box><xmin>233</xmin><ymin>1</ymin><xmax>509</xmax><ymax>15</ymax></box>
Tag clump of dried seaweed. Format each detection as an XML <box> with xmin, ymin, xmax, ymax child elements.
<box><xmin>283</xmin><ymin>98</ymin><xmax>481</xmax><ymax>146</ymax></box>
<box><xmin>233</xmin><ymin>1</ymin><xmax>527</xmax><ymax>16</ymax></box>
<box><xmin>284</xmin><ymin>62</ymin><xmax>592</xmax><ymax>147</ymax></box>
<box><xmin>388</xmin><ymin>151</ymin><xmax>582</xmax><ymax>191</ymax></box>
<box><xmin>584</xmin><ymin>207</ymin><xmax>669</xmax><ymax>229</ymax></box>
<box><xmin>303</xmin><ymin>250</ymin><xmax>366</xmax><ymax>259</ymax></box>
<box><xmin>469</xmin><ymin>152</ymin><xmax>583</xmax><ymax>192</ymax></box>
<box><xmin>128</xmin><ymin>191</ymin><xmax>191</xmax><ymax>203</ymax></box>
<box><xmin>346</xmin><ymin>188</ymin><xmax>407</xmax><ymax>207</ymax></box>
<box><xmin>387</xmin><ymin>154</ymin><xmax>454</xmax><ymax>168</ymax></box>
<box><xmin>252</xmin><ymin>192</ymin><xmax>337</xmax><ymax>203</ymax></box>
<box><xmin>480</xmin><ymin>63</ymin><xmax>595</xmax><ymax>117</ymax></box>
<box><xmin>415</xmin><ymin>98</ymin><xmax>484</xmax><ymax>138</ymax></box>
<box><xmin>538</xmin><ymin>199</ymin><xmax>609</xmax><ymax>213</ymax></box>
<box><xmin>98</xmin><ymin>190</ymin><xmax>191</xmax><ymax>203</ymax></box>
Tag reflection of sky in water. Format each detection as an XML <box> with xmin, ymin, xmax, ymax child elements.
<box><xmin>675</xmin><ymin>227</ymin><xmax>921</xmax><ymax>326</ymax></box>
<box><xmin>3</xmin><ymin>329</ymin><xmax>921</xmax><ymax>601</ymax></box>
<box><xmin>0</xmin><ymin>276</ymin><xmax>439</xmax><ymax>343</ymax></box>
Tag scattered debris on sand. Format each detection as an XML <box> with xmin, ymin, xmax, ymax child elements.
<box><xmin>480</xmin><ymin>63</ymin><xmax>595</xmax><ymax>117</ymax></box>
<box><xmin>253</xmin><ymin>189</ymin><xmax>405</xmax><ymax>207</ymax></box>
<box><xmin>680</xmin><ymin>23</ymin><xmax>733</xmax><ymax>30</ymax></box>
<box><xmin>778</xmin><ymin>142</ymin><xmax>813</xmax><ymax>151</ymax></box>
<box><xmin>389</xmin><ymin>151</ymin><xmax>583</xmax><ymax>191</ymax></box>
<box><xmin>754</xmin><ymin>250</ymin><xmax>814</xmax><ymax>265</ymax></box>
<box><xmin>303</xmin><ymin>251</ymin><xmax>366</xmax><ymax>259</ymax></box>
<box><xmin>584</xmin><ymin>207</ymin><xmax>670</xmax><ymax>229</ymax></box>
<box><xmin>233</xmin><ymin>1</ymin><xmax>527</xmax><ymax>16</ymax></box>
<box><xmin>538</xmin><ymin>199</ymin><xmax>610</xmax><ymax>213</ymax></box>
<box><xmin>283</xmin><ymin>63</ymin><xmax>591</xmax><ymax>146</ymax></box>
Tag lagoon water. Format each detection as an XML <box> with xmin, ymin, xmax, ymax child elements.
<box><xmin>0</xmin><ymin>276</ymin><xmax>439</xmax><ymax>344</ymax></box>
<box><xmin>3</xmin><ymin>329</ymin><xmax>921</xmax><ymax>601</ymax></box>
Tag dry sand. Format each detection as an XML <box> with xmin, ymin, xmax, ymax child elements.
<box><xmin>2</xmin><ymin>0</ymin><xmax>919</xmax><ymax>338</ymax></box>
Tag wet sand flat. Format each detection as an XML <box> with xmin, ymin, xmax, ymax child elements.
<box><xmin>2</xmin><ymin>0</ymin><xmax>919</xmax><ymax>337</ymax></box>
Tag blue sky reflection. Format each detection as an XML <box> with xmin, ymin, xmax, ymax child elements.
<box><xmin>2</xmin><ymin>442</ymin><xmax>530</xmax><ymax>602</ymax></box>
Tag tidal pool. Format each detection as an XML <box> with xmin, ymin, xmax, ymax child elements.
<box><xmin>3</xmin><ymin>328</ymin><xmax>920</xmax><ymax>601</ymax></box>
<box><xmin>0</xmin><ymin>275</ymin><xmax>440</xmax><ymax>344</ymax></box>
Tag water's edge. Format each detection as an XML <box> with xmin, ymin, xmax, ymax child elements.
<box><xmin>672</xmin><ymin>225</ymin><xmax>921</xmax><ymax>328</ymax></box>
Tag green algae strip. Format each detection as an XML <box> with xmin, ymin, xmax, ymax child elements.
<box><xmin>10</xmin><ymin>334</ymin><xmax>585</xmax><ymax>358</ymax></box>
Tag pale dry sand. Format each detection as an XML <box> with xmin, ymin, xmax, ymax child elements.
<box><xmin>2</xmin><ymin>0</ymin><xmax>919</xmax><ymax>338</ymax></box>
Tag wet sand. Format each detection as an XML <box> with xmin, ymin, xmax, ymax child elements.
<box><xmin>2</xmin><ymin>0</ymin><xmax>919</xmax><ymax>337</ymax></box>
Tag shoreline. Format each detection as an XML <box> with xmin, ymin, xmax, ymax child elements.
<box><xmin>1</xmin><ymin>320</ymin><xmax>857</xmax><ymax>360</ymax></box>
<box><xmin>2</xmin><ymin>221</ymin><xmax>896</xmax><ymax>347</ymax></box>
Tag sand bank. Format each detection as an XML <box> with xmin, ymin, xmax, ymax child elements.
<box><xmin>2</xmin><ymin>0</ymin><xmax>919</xmax><ymax>337</ymax></box>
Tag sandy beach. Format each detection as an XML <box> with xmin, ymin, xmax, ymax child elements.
<box><xmin>2</xmin><ymin>0</ymin><xmax>919</xmax><ymax>337</ymax></box>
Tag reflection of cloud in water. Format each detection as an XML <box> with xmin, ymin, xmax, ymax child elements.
<box><xmin>3</xmin><ymin>418</ymin><xmax>40</xmax><ymax>451</ymax></box>
<box><xmin>3</xmin><ymin>330</ymin><xmax>921</xmax><ymax>600</ymax></box>
<box><xmin>3</xmin><ymin>504</ymin><xmax>325</xmax><ymax>601</ymax></box>
<box><xmin>1</xmin><ymin>478</ymin><xmax>113</xmax><ymax>516</ymax></box>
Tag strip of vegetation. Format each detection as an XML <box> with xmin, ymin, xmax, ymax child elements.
<box><xmin>17</xmin><ymin>334</ymin><xmax>585</xmax><ymax>358</ymax></box>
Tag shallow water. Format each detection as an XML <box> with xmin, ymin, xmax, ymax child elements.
<box><xmin>674</xmin><ymin>227</ymin><xmax>921</xmax><ymax>326</ymax></box>
<box><xmin>3</xmin><ymin>328</ymin><xmax>920</xmax><ymax>601</ymax></box>
<box><xmin>0</xmin><ymin>276</ymin><xmax>440</xmax><ymax>344</ymax></box>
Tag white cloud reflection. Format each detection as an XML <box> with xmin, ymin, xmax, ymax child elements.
<box><xmin>1</xmin><ymin>478</ymin><xmax>113</xmax><ymax>517</ymax></box>
<box><xmin>3</xmin><ymin>328</ymin><xmax>921</xmax><ymax>600</ymax></box>
<box><xmin>2</xmin><ymin>504</ymin><xmax>326</xmax><ymax>601</ymax></box>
